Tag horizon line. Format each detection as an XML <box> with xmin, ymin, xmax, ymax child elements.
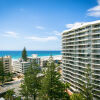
<box><xmin>0</xmin><ymin>50</ymin><xmax>61</xmax><ymax>51</ymax></box>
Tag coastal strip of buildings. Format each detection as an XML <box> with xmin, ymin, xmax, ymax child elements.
<box><xmin>0</xmin><ymin>54</ymin><xmax>61</xmax><ymax>74</ymax></box>
<box><xmin>62</xmin><ymin>20</ymin><xmax>100</xmax><ymax>100</ymax></box>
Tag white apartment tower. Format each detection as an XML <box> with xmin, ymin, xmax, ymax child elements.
<box><xmin>62</xmin><ymin>20</ymin><xmax>100</xmax><ymax>100</ymax></box>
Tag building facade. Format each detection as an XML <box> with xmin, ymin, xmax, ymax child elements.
<box><xmin>62</xmin><ymin>20</ymin><xmax>100</xmax><ymax>99</ymax></box>
<box><xmin>0</xmin><ymin>56</ymin><xmax>12</xmax><ymax>73</ymax></box>
<box><xmin>13</xmin><ymin>54</ymin><xmax>40</xmax><ymax>73</ymax></box>
<box><xmin>13</xmin><ymin>59</ymin><xmax>31</xmax><ymax>73</ymax></box>
<box><xmin>28</xmin><ymin>54</ymin><xmax>41</xmax><ymax>65</ymax></box>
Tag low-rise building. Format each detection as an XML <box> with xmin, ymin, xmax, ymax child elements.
<box><xmin>41</xmin><ymin>59</ymin><xmax>48</xmax><ymax>67</ymax></box>
<box><xmin>13</xmin><ymin>54</ymin><xmax>40</xmax><ymax>74</ymax></box>
<box><xmin>28</xmin><ymin>54</ymin><xmax>41</xmax><ymax>65</ymax></box>
<box><xmin>13</xmin><ymin>59</ymin><xmax>31</xmax><ymax>74</ymax></box>
<box><xmin>40</xmin><ymin>55</ymin><xmax>62</xmax><ymax>67</ymax></box>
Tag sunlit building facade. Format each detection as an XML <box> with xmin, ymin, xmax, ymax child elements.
<box><xmin>0</xmin><ymin>56</ymin><xmax>12</xmax><ymax>73</ymax></box>
<box><xmin>62</xmin><ymin>20</ymin><xmax>100</xmax><ymax>100</ymax></box>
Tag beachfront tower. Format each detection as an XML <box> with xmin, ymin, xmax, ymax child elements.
<box><xmin>62</xmin><ymin>20</ymin><xmax>100</xmax><ymax>100</ymax></box>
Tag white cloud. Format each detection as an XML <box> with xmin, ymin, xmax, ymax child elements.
<box><xmin>36</xmin><ymin>26</ymin><xmax>45</xmax><ymax>30</ymax></box>
<box><xmin>27</xmin><ymin>36</ymin><xmax>58</xmax><ymax>42</ymax></box>
<box><xmin>3</xmin><ymin>31</ymin><xmax>19</xmax><ymax>38</ymax></box>
<box><xmin>65</xmin><ymin>22</ymin><xmax>85</xmax><ymax>29</ymax></box>
<box><xmin>52</xmin><ymin>30</ymin><xmax>61</xmax><ymax>36</ymax></box>
<box><xmin>87</xmin><ymin>0</ymin><xmax>100</xmax><ymax>17</ymax></box>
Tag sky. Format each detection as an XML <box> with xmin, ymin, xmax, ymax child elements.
<box><xmin>0</xmin><ymin>0</ymin><xmax>100</xmax><ymax>50</ymax></box>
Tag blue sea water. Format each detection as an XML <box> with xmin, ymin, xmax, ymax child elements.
<box><xmin>0</xmin><ymin>51</ymin><xmax>61</xmax><ymax>59</ymax></box>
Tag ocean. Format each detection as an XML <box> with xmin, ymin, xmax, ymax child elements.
<box><xmin>0</xmin><ymin>51</ymin><xmax>61</xmax><ymax>59</ymax></box>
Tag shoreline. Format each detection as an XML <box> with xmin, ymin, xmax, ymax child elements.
<box><xmin>41</xmin><ymin>55</ymin><xmax>62</xmax><ymax>60</ymax></box>
<box><xmin>12</xmin><ymin>54</ymin><xmax>62</xmax><ymax>61</ymax></box>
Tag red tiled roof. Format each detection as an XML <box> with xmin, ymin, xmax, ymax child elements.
<box><xmin>65</xmin><ymin>89</ymin><xmax>73</xmax><ymax>96</ymax></box>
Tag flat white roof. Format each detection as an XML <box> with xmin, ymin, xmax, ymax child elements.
<box><xmin>21</xmin><ymin>62</ymin><xmax>30</xmax><ymax>64</ymax></box>
<box><xmin>0</xmin><ymin>55</ymin><xmax>11</xmax><ymax>59</ymax></box>
<box><xmin>62</xmin><ymin>20</ymin><xmax>100</xmax><ymax>34</ymax></box>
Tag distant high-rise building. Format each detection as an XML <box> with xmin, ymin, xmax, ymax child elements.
<box><xmin>0</xmin><ymin>56</ymin><xmax>12</xmax><ymax>73</ymax></box>
<box><xmin>62</xmin><ymin>20</ymin><xmax>100</xmax><ymax>100</ymax></box>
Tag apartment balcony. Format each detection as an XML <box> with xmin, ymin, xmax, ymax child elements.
<box><xmin>63</xmin><ymin>73</ymin><xmax>75</xmax><ymax>81</ymax></box>
<box><xmin>93</xmin><ymin>88</ymin><xmax>100</xmax><ymax>94</ymax></box>
<box><xmin>92</xmin><ymin>79</ymin><xmax>100</xmax><ymax>84</ymax></box>
<box><xmin>75</xmin><ymin>72</ymin><xmax>86</xmax><ymax>79</ymax></box>
<box><xmin>75</xmin><ymin>38</ymin><xmax>89</xmax><ymax>42</ymax></box>
<box><xmin>63</xmin><ymin>69</ymin><xmax>76</xmax><ymax>76</ymax></box>
<box><xmin>63</xmin><ymin>76</ymin><xmax>76</xmax><ymax>88</ymax></box>
<box><xmin>75</xmin><ymin>33</ymin><xmax>88</xmax><ymax>38</ymax></box>
<box><xmin>92</xmin><ymin>65</ymin><xmax>100</xmax><ymax>70</ymax></box>
<box><xmin>92</xmin><ymin>38</ymin><xmax>100</xmax><ymax>40</ymax></box>
<box><xmin>92</xmin><ymin>73</ymin><xmax>100</xmax><ymax>77</ymax></box>
<box><xmin>92</xmin><ymin>32</ymin><xmax>100</xmax><ymax>35</ymax></box>
<box><xmin>62</xmin><ymin>32</ymin><xmax>75</xmax><ymax>37</ymax></box>
<box><xmin>75</xmin><ymin>28</ymin><xmax>90</xmax><ymax>33</ymax></box>
<box><xmin>92</xmin><ymin>27</ymin><xmax>100</xmax><ymax>31</ymax></box>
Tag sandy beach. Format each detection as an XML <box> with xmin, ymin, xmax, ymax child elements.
<box><xmin>41</xmin><ymin>55</ymin><xmax>62</xmax><ymax>60</ymax></box>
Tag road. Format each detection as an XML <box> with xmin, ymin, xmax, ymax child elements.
<box><xmin>0</xmin><ymin>79</ymin><xmax>21</xmax><ymax>96</ymax></box>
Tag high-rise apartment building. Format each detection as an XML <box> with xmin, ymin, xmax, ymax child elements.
<box><xmin>62</xmin><ymin>20</ymin><xmax>100</xmax><ymax>100</ymax></box>
<box><xmin>0</xmin><ymin>56</ymin><xmax>12</xmax><ymax>73</ymax></box>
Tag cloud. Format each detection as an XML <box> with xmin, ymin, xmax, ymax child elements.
<box><xmin>52</xmin><ymin>30</ymin><xmax>61</xmax><ymax>36</ymax></box>
<box><xmin>27</xmin><ymin>36</ymin><xmax>58</xmax><ymax>42</ymax></box>
<box><xmin>3</xmin><ymin>31</ymin><xmax>19</xmax><ymax>38</ymax></box>
<box><xmin>65</xmin><ymin>22</ymin><xmax>85</xmax><ymax>29</ymax></box>
<box><xmin>36</xmin><ymin>26</ymin><xmax>45</xmax><ymax>30</ymax></box>
<box><xmin>87</xmin><ymin>0</ymin><xmax>100</xmax><ymax>17</ymax></box>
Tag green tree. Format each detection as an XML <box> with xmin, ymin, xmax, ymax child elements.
<box><xmin>40</xmin><ymin>60</ymin><xmax>70</xmax><ymax>100</ymax></box>
<box><xmin>22</xmin><ymin>47</ymin><xmax>27</xmax><ymax>61</ymax></box>
<box><xmin>77</xmin><ymin>64</ymin><xmax>93</xmax><ymax>100</ymax></box>
<box><xmin>20</xmin><ymin>61</ymin><xmax>41</xmax><ymax>100</ymax></box>
<box><xmin>20</xmin><ymin>83</ymin><xmax>29</xmax><ymax>100</ymax></box>
<box><xmin>4</xmin><ymin>89</ymin><xmax>15</xmax><ymax>100</ymax></box>
<box><xmin>0</xmin><ymin>58</ymin><xmax>5</xmax><ymax>84</ymax></box>
<box><xmin>70</xmin><ymin>93</ymin><xmax>84</xmax><ymax>100</ymax></box>
<box><xmin>6</xmin><ymin>72</ymin><xmax>13</xmax><ymax>81</ymax></box>
<box><xmin>82</xmin><ymin>64</ymin><xmax>93</xmax><ymax>100</ymax></box>
<box><xmin>15</xmin><ymin>96</ymin><xmax>21</xmax><ymax>100</ymax></box>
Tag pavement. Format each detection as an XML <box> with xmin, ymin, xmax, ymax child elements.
<box><xmin>0</xmin><ymin>78</ymin><xmax>22</xmax><ymax>96</ymax></box>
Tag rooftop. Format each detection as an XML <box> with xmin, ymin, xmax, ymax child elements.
<box><xmin>62</xmin><ymin>20</ymin><xmax>100</xmax><ymax>34</ymax></box>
